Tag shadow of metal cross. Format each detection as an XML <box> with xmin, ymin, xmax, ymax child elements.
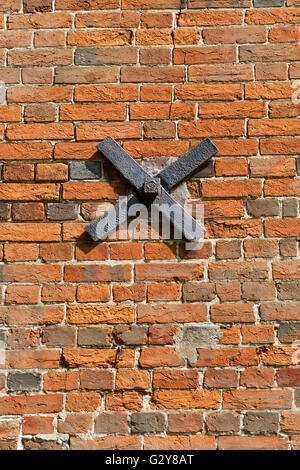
<box><xmin>85</xmin><ymin>136</ymin><xmax>218</xmax><ymax>242</ymax></box>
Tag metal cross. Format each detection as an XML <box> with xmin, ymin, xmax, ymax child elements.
<box><xmin>85</xmin><ymin>137</ymin><xmax>218</xmax><ymax>242</ymax></box>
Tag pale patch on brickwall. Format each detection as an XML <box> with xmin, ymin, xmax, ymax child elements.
<box><xmin>175</xmin><ymin>325</ymin><xmax>222</xmax><ymax>364</ymax></box>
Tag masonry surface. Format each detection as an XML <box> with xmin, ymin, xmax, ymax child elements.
<box><xmin>0</xmin><ymin>0</ymin><xmax>299</xmax><ymax>451</ymax></box>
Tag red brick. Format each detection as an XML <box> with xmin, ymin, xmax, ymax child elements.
<box><xmin>152</xmin><ymin>390</ymin><xmax>221</xmax><ymax>410</ymax></box>
<box><xmin>223</xmin><ymin>390</ymin><xmax>292</xmax><ymax>409</ymax></box>
<box><xmin>116</xmin><ymin>370</ymin><xmax>150</xmax><ymax>390</ymax></box>
<box><xmin>240</xmin><ymin>369</ymin><xmax>274</xmax><ymax>389</ymax></box>
<box><xmin>193</xmin><ymin>348</ymin><xmax>259</xmax><ymax>367</ymax></box>
<box><xmin>203</xmin><ymin>26</ymin><xmax>265</xmax><ymax>44</ymax></box>
<box><xmin>153</xmin><ymin>370</ymin><xmax>199</xmax><ymax>389</ymax></box>
<box><xmin>71</xmin><ymin>436</ymin><xmax>141</xmax><ymax>450</ymax></box>
<box><xmin>8</xmin><ymin>49</ymin><xmax>73</xmax><ymax>66</ymax></box>
<box><xmin>148</xmin><ymin>283</ymin><xmax>180</xmax><ymax>301</ymax></box>
<box><xmin>24</xmin><ymin>104</ymin><xmax>57</xmax><ymax>122</ymax></box>
<box><xmin>241</xmin><ymin>325</ymin><xmax>275</xmax><ymax>344</ymax></box>
<box><xmin>6</xmin><ymin>285</ymin><xmax>39</xmax><ymax>304</ymax></box>
<box><xmin>245</xmin><ymin>8</ymin><xmax>300</xmax><ymax>25</ymax></box>
<box><xmin>121</xmin><ymin>66</ymin><xmax>185</xmax><ymax>83</ymax></box>
<box><xmin>135</xmin><ymin>263</ymin><xmax>203</xmax><ymax>281</ymax></box>
<box><xmin>44</xmin><ymin>371</ymin><xmax>78</xmax><ymax>391</ymax></box>
<box><xmin>8</xmin><ymin>86</ymin><xmax>72</xmax><ymax>103</ymax></box>
<box><xmin>7</xmin><ymin>329</ymin><xmax>40</xmax><ymax>348</ymax></box>
<box><xmin>105</xmin><ymin>392</ymin><xmax>143</xmax><ymax>411</ymax></box>
<box><xmin>139</xmin><ymin>348</ymin><xmax>184</xmax><ymax>368</ymax></box>
<box><xmin>148</xmin><ymin>325</ymin><xmax>178</xmax><ymax>345</ymax></box>
<box><xmin>40</xmin><ymin>243</ymin><xmax>73</xmax><ymax>262</ymax></box>
<box><xmin>4</xmin><ymin>242</ymin><xmax>40</xmax><ymax>261</ymax></box>
<box><xmin>168</xmin><ymin>412</ymin><xmax>203</xmax><ymax>433</ymax></box>
<box><xmin>178</xmin><ymin>10</ymin><xmax>243</xmax><ymax>26</ymax></box>
<box><xmin>204</xmin><ymin>370</ymin><xmax>238</xmax><ymax>388</ymax></box>
<box><xmin>76</xmin><ymin>11</ymin><xmax>139</xmax><ymax>28</ymax></box>
<box><xmin>35</xmin><ymin>30</ymin><xmax>65</xmax><ymax>47</ymax></box>
<box><xmin>110</xmin><ymin>242</ymin><xmax>142</xmax><ymax>260</ymax></box>
<box><xmin>219</xmin><ymin>436</ymin><xmax>288</xmax><ymax>450</ymax></box>
<box><xmin>138</xmin><ymin>304</ymin><xmax>206</xmax><ymax>323</ymax></box>
<box><xmin>0</xmin><ymin>394</ymin><xmax>62</xmax><ymax>415</ymax></box>
<box><xmin>0</xmin><ymin>142</ymin><xmax>52</xmax><ymax>160</ymax></box>
<box><xmin>7</xmin><ymin>123</ymin><xmax>74</xmax><ymax>140</ymax></box>
<box><xmin>23</xmin><ymin>416</ymin><xmax>54</xmax><ymax>435</ymax></box>
<box><xmin>209</xmin><ymin>261</ymin><xmax>268</xmax><ymax>280</ymax></box>
<box><xmin>41</xmin><ymin>285</ymin><xmax>76</xmax><ymax>303</ymax></box>
<box><xmin>58</xmin><ymin>414</ymin><xmax>93</xmax><ymax>434</ymax></box>
<box><xmin>77</xmin><ymin>284</ymin><xmax>110</xmax><ymax>302</ymax></box>
<box><xmin>22</xmin><ymin>68</ymin><xmax>53</xmax><ymax>84</ymax></box>
<box><xmin>66</xmin><ymin>392</ymin><xmax>101</xmax><ymax>412</ymax></box>
<box><xmin>12</xmin><ymin>203</ymin><xmax>44</xmax><ymax>221</ymax></box>
<box><xmin>113</xmin><ymin>285</ymin><xmax>146</xmax><ymax>302</ymax></box>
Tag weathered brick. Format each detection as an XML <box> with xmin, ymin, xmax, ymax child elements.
<box><xmin>277</xmin><ymin>323</ymin><xmax>300</xmax><ymax>343</ymax></box>
<box><xmin>116</xmin><ymin>370</ymin><xmax>150</xmax><ymax>390</ymax></box>
<box><xmin>138</xmin><ymin>304</ymin><xmax>206</xmax><ymax>323</ymax></box>
<box><xmin>78</xmin><ymin>327</ymin><xmax>112</xmax><ymax>347</ymax></box>
<box><xmin>204</xmin><ymin>370</ymin><xmax>238</xmax><ymax>389</ymax></box>
<box><xmin>206</xmin><ymin>412</ymin><xmax>240</xmax><ymax>433</ymax></box>
<box><xmin>58</xmin><ymin>414</ymin><xmax>93</xmax><ymax>435</ymax></box>
<box><xmin>131</xmin><ymin>413</ymin><xmax>166</xmax><ymax>433</ymax></box>
<box><xmin>279</xmin><ymin>240</ymin><xmax>297</xmax><ymax>257</ymax></box>
<box><xmin>80</xmin><ymin>369</ymin><xmax>113</xmax><ymax>390</ymax></box>
<box><xmin>95</xmin><ymin>412</ymin><xmax>128</xmax><ymax>434</ymax></box>
<box><xmin>66</xmin><ymin>392</ymin><xmax>101</xmax><ymax>412</ymax></box>
<box><xmin>241</xmin><ymin>325</ymin><xmax>275</xmax><ymax>344</ymax></box>
<box><xmin>243</xmin><ymin>412</ymin><xmax>279</xmax><ymax>434</ymax></box>
<box><xmin>240</xmin><ymin>369</ymin><xmax>274</xmax><ymax>388</ymax></box>
<box><xmin>12</xmin><ymin>203</ymin><xmax>44</xmax><ymax>221</ymax></box>
<box><xmin>7</xmin><ymin>372</ymin><xmax>41</xmax><ymax>392</ymax></box>
<box><xmin>223</xmin><ymin>390</ymin><xmax>292</xmax><ymax>410</ymax></box>
<box><xmin>168</xmin><ymin>412</ymin><xmax>203</xmax><ymax>433</ymax></box>
<box><xmin>23</xmin><ymin>416</ymin><xmax>54</xmax><ymax>435</ymax></box>
<box><xmin>42</xmin><ymin>326</ymin><xmax>76</xmax><ymax>347</ymax></box>
<box><xmin>67</xmin><ymin>304</ymin><xmax>134</xmax><ymax>325</ymax></box>
<box><xmin>0</xmin><ymin>395</ymin><xmax>63</xmax><ymax>415</ymax></box>
<box><xmin>43</xmin><ymin>371</ymin><xmax>78</xmax><ymax>391</ymax></box>
<box><xmin>153</xmin><ymin>370</ymin><xmax>199</xmax><ymax>389</ymax></box>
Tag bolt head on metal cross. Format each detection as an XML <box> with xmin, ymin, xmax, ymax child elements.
<box><xmin>143</xmin><ymin>176</ymin><xmax>161</xmax><ymax>197</ymax></box>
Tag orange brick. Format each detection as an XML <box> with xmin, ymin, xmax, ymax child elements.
<box><xmin>137</xmin><ymin>304</ymin><xmax>206</xmax><ymax>323</ymax></box>
<box><xmin>241</xmin><ymin>325</ymin><xmax>275</xmax><ymax>344</ymax></box>
<box><xmin>6</xmin><ymin>285</ymin><xmax>39</xmax><ymax>304</ymax></box>
<box><xmin>44</xmin><ymin>371</ymin><xmax>78</xmax><ymax>391</ymax></box>
<box><xmin>148</xmin><ymin>283</ymin><xmax>180</xmax><ymax>301</ymax></box>
<box><xmin>77</xmin><ymin>284</ymin><xmax>110</xmax><ymax>302</ymax></box>
<box><xmin>4</xmin><ymin>243</ymin><xmax>38</xmax><ymax>261</ymax></box>
<box><xmin>110</xmin><ymin>242</ymin><xmax>142</xmax><ymax>260</ymax></box>
<box><xmin>36</xmin><ymin>163</ymin><xmax>68</xmax><ymax>182</ymax></box>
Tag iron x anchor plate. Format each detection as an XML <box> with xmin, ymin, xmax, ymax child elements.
<box><xmin>85</xmin><ymin>137</ymin><xmax>218</xmax><ymax>243</ymax></box>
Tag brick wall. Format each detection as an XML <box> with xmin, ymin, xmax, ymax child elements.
<box><xmin>0</xmin><ymin>0</ymin><xmax>299</xmax><ymax>451</ymax></box>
